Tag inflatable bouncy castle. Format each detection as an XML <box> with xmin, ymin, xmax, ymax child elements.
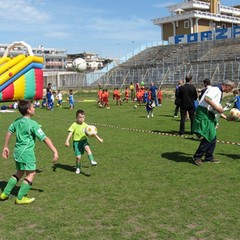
<box><xmin>0</xmin><ymin>41</ymin><xmax>44</xmax><ymax>101</ymax></box>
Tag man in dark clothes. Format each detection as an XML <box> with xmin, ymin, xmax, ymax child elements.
<box><xmin>178</xmin><ymin>75</ymin><xmax>198</xmax><ymax>135</ymax></box>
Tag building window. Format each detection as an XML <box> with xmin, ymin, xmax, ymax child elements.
<box><xmin>184</xmin><ymin>20</ymin><xmax>189</xmax><ymax>29</ymax></box>
<box><xmin>221</xmin><ymin>23</ymin><xmax>226</xmax><ymax>28</ymax></box>
<box><xmin>217</xmin><ymin>3</ymin><xmax>220</xmax><ymax>14</ymax></box>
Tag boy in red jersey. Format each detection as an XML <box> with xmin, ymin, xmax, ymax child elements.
<box><xmin>157</xmin><ymin>88</ymin><xmax>163</xmax><ymax>106</ymax></box>
<box><xmin>97</xmin><ymin>88</ymin><xmax>103</xmax><ymax>106</ymax></box>
<box><xmin>123</xmin><ymin>87</ymin><xmax>129</xmax><ymax>103</ymax></box>
<box><xmin>115</xmin><ymin>88</ymin><xmax>122</xmax><ymax>105</ymax></box>
<box><xmin>102</xmin><ymin>89</ymin><xmax>110</xmax><ymax>109</ymax></box>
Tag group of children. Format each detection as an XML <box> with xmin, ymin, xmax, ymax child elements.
<box><xmin>97</xmin><ymin>88</ymin><xmax>110</xmax><ymax>109</ymax></box>
<box><xmin>136</xmin><ymin>87</ymin><xmax>163</xmax><ymax>106</ymax></box>
<box><xmin>97</xmin><ymin>84</ymin><xmax>163</xmax><ymax>114</ymax></box>
<box><xmin>37</xmin><ymin>83</ymin><xmax>75</xmax><ymax>110</ymax></box>
<box><xmin>0</xmin><ymin>100</ymin><xmax>103</xmax><ymax>205</ymax></box>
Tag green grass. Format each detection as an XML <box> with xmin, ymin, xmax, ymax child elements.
<box><xmin>0</xmin><ymin>91</ymin><xmax>240</xmax><ymax>240</ymax></box>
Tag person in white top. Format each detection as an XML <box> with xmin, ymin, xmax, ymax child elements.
<box><xmin>192</xmin><ymin>80</ymin><xmax>235</xmax><ymax>166</ymax></box>
<box><xmin>56</xmin><ymin>90</ymin><xmax>63</xmax><ymax>108</ymax></box>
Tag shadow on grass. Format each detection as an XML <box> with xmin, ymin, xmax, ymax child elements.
<box><xmin>52</xmin><ymin>163</ymin><xmax>91</xmax><ymax>177</ymax></box>
<box><xmin>161</xmin><ymin>151</ymin><xmax>193</xmax><ymax>164</ymax></box>
<box><xmin>0</xmin><ymin>181</ymin><xmax>44</xmax><ymax>197</ymax></box>
<box><xmin>160</xmin><ymin>114</ymin><xmax>179</xmax><ymax>118</ymax></box>
<box><xmin>218</xmin><ymin>153</ymin><xmax>240</xmax><ymax>160</ymax></box>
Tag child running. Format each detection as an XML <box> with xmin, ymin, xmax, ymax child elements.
<box><xmin>0</xmin><ymin>100</ymin><xmax>58</xmax><ymax>204</ymax></box>
<box><xmin>65</xmin><ymin>109</ymin><xmax>103</xmax><ymax>174</ymax></box>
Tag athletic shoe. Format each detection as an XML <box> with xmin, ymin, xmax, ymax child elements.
<box><xmin>0</xmin><ymin>192</ymin><xmax>9</xmax><ymax>201</ymax></box>
<box><xmin>91</xmin><ymin>160</ymin><xmax>97</xmax><ymax>166</ymax></box>
<box><xmin>75</xmin><ymin>168</ymin><xmax>80</xmax><ymax>174</ymax></box>
<box><xmin>173</xmin><ymin>115</ymin><xmax>178</xmax><ymax>118</ymax></box>
<box><xmin>147</xmin><ymin>115</ymin><xmax>150</xmax><ymax>118</ymax></box>
<box><xmin>151</xmin><ymin>113</ymin><xmax>154</xmax><ymax>117</ymax></box>
<box><xmin>15</xmin><ymin>196</ymin><xmax>35</xmax><ymax>205</ymax></box>
<box><xmin>192</xmin><ymin>156</ymin><xmax>202</xmax><ymax>166</ymax></box>
<box><xmin>210</xmin><ymin>158</ymin><xmax>221</xmax><ymax>163</ymax></box>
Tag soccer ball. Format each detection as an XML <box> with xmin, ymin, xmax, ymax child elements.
<box><xmin>72</xmin><ymin>58</ymin><xmax>87</xmax><ymax>72</ymax></box>
<box><xmin>133</xmin><ymin>105</ymin><xmax>138</xmax><ymax>109</ymax></box>
<box><xmin>229</xmin><ymin>108</ymin><xmax>240</xmax><ymax>120</ymax></box>
<box><xmin>85</xmin><ymin>125</ymin><xmax>98</xmax><ymax>137</ymax></box>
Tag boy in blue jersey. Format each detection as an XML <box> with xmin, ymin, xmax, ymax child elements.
<box><xmin>233</xmin><ymin>89</ymin><xmax>240</xmax><ymax>110</ymax></box>
<box><xmin>0</xmin><ymin>100</ymin><xmax>59</xmax><ymax>204</ymax></box>
<box><xmin>65</xmin><ymin>109</ymin><xmax>103</xmax><ymax>174</ymax></box>
<box><xmin>68</xmin><ymin>89</ymin><xmax>74</xmax><ymax>109</ymax></box>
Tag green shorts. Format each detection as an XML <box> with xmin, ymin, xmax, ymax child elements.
<box><xmin>73</xmin><ymin>139</ymin><xmax>89</xmax><ymax>156</ymax></box>
<box><xmin>15</xmin><ymin>161</ymin><xmax>36</xmax><ymax>171</ymax></box>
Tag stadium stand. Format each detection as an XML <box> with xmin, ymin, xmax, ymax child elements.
<box><xmin>94</xmin><ymin>37</ymin><xmax>240</xmax><ymax>88</ymax></box>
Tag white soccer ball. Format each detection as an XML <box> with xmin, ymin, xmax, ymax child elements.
<box><xmin>133</xmin><ymin>105</ymin><xmax>138</xmax><ymax>109</ymax></box>
<box><xmin>230</xmin><ymin>108</ymin><xmax>240</xmax><ymax>120</ymax></box>
<box><xmin>72</xmin><ymin>58</ymin><xmax>87</xmax><ymax>72</ymax></box>
<box><xmin>85</xmin><ymin>125</ymin><xmax>97</xmax><ymax>137</ymax></box>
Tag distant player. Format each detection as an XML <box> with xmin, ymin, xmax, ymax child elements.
<box><xmin>233</xmin><ymin>89</ymin><xmax>240</xmax><ymax>110</ymax></box>
<box><xmin>146</xmin><ymin>97</ymin><xmax>155</xmax><ymax>118</ymax></box>
<box><xmin>56</xmin><ymin>90</ymin><xmax>63</xmax><ymax>108</ymax></box>
<box><xmin>68</xmin><ymin>89</ymin><xmax>74</xmax><ymax>109</ymax></box>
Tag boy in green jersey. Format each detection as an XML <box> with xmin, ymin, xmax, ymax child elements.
<box><xmin>0</xmin><ymin>100</ymin><xmax>59</xmax><ymax>204</ymax></box>
<box><xmin>65</xmin><ymin>109</ymin><xmax>103</xmax><ymax>174</ymax></box>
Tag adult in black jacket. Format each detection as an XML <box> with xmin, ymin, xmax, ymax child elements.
<box><xmin>173</xmin><ymin>79</ymin><xmax>184</xmax><ymax>117</ymax></box>
<box><xmin>178</xmin><ymin>75</ymin><xmax>198</xmax><ymax>135</ymax></box>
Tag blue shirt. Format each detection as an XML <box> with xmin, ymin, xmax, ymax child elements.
<box><xmin>234</xmin><ymin>95</ymin><xmax>240</xmax><ymax>110</ymax></box>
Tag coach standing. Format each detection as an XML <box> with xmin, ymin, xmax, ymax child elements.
<box><xmin>178</xmin><ymin>75</ymin><xmax>198</xmax><ymax>135</ymax></box>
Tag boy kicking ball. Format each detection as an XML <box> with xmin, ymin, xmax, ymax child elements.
<box><xmin>65</xmin><ymin>109</ymin><xmax>103</xmax><ymax>174</ymax></box>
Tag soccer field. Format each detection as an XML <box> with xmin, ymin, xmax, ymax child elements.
<box><xmin>0</xmin><ymin>91</ymin><xmax>239</xmax><ymax>240</ymax></box>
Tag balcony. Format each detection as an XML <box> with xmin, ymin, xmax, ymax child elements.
<box><xmin>168</xmin><ymin>0</ymin><xmax>210</xmax><ymax>13</ymax></box>
<box><xmin>220</xmin><ymin>5</ymin><xmax>240</xmax><ymax>17</ymax></box>
<box><xmin>152</xmin><ymin>10</ymin><xmax>240</xmax><ymax>25</ymax></box>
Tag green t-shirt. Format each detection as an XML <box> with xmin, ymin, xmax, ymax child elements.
<box><xmin>8</xmin><ymin>117</ymin><xmax>46</xmax><ymax>163</ymax></box>
<box><xmin>68</xmin><ymin>122</ymin><xmax>88</xmax><ymax>141</ymax></box>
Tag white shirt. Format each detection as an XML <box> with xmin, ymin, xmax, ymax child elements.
<box><xmin>56</xmin><ymin>93</ymin><xmax>63</xmax><ymax>100</ymax></box>
<box><xmin>199</xmin><ymin>86</ymin><xmax>222</xmax><ymax>112</ymax></box>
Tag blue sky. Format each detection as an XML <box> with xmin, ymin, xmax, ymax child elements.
<box><xmin>0</xmin><ymin>0</ymin><xmax>237</xmax><ymax>58</ymax></box>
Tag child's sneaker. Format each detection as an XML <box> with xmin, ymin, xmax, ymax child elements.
<box><xmin>15</xmin><ymin>196</ymin><xmax>35</xmax><ymax>205</ymax></box>
<box><xmin>0</xmin><ymin>192</ymin><xmax>9</xmax><ymax>201</ymax></box>
<box><xmin>151</xmin><ymin>113</ymin><xmax>154</xmax><ymax>117</ymax></box>
<box><xmin>91</xmin><ymin>160</ymin><xmax>97</xmax><ymax>166</ymax></box>
<box><xmin>147</xmin><ymin>115</ymin><xmax>150</xmax><ymax>118</ymax></box>
<box><xmin>75</xmin><ymin>168</ymin><xmax>80</xmax><ymax>174</ymax></box>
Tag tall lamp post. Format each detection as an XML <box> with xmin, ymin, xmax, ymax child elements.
<box><xmin>132</xmin><ymin>40</ymin><xmax>135</xmax><ymax>57</ymax></box>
